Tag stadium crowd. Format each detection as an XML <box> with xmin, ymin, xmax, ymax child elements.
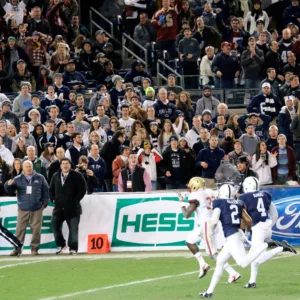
<box><xmin>0</xmin><ymin>0</ymin><xmax>299</xmax><ymax>196</ymax></box>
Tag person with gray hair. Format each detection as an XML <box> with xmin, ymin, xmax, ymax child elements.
<box><xmin>153</xmin><ymin>88</ymin><xmax>176</xmax><ymax>122</ymax></box>
<box><xmin>4</xmin><ymin>160</ymin><xmax>50</xmax><ymax>256</ymax></box>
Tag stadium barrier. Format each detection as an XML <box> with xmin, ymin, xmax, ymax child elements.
<box><xmin>0</xmin><ymin>187</ymin><xmax>299</xmax><ymax>255</ymax></box>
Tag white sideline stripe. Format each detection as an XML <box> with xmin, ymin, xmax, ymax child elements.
<box><xmin>0</xmin><ymin>259</ymin><xmax>51</xmax><ymax>270</ymax></box>
<box><xmin>37</xmin><ymin>253</ymin><xmax>299</xmax><ymax>300</ymax></box>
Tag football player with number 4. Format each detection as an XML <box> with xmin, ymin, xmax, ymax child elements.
<box><xmin>199</xmin><ymin>183</ymin><xmax>280</xmax><ymax>299</ymax></box>
<box><xmin>239</xmin><ymin>177</ymin><xmax>297</xmax><ymax>289</ymax></box>
<box><xmin>178</xmin><ymin>177</ymin><xmax>240</xmax><ymax>283</ymax></box>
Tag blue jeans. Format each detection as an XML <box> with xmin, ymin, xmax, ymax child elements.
<box><xmin>215</xmin><ymin>77</ymin><xmax>236</xmax><ymax>89</ymax></box>
<box><xmin>151</xmin><ymin>181</ymin><xmax>157</xmax><ymax>191</ymax></box>
<box><xmin>52</xmin><ymin>214</ymin><xmax>80</xmax><ymax>251</ymax></box>
<box><xmin>113</xmin><ymin>184</ymin><xmax>118</xmax><ymax>192</ymax></box>
<box><xmin>244</xmin><ymin>78</ymin><xmax>261</xmax><ymax>89</ymax></box>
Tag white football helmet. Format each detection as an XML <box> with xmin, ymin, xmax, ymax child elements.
<box><xmin>218</xmin><ymin>184</ymin><xmax>235</xmax><ymax>199</ymax></box>
<box><xmin>243</xmin><ymin>177</ymin><xmax>260</xmax><ymax>193</ymax></box>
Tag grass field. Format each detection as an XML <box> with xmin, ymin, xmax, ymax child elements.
<box><xmin>0</xmin><ymin>251</ymin><xmax>299</xmax><ymax>300</ymax></box>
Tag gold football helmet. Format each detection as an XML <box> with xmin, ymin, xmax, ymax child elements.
<box><xmin>188</xmin><ymin>177</ymin><xmax>206</xmax><ymax>192</ymax></box>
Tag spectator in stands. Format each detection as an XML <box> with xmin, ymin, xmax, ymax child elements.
<box><xmin>71</xmin><ymin>94</ymin><xmax>92</xmax><ymax>122</ymax></box>
<box><xmin>212</xmin><ymin>42</ymin><xmax>240</xmax><ymax>88</ymax></box>
<box><xmin>283</xmin><ymin>0</ymin><xmax>300</xmax><ymax>28</ymax></box>
<box><xmin>176</xmin><ymin>91</ymin><xmax>194</xmax><ymax>127</ymax></box>
<box><xmin>13</xmin><ymin>82</ymin><xmax>32</xmax><ymax>123</ymax></box>
<box><xmin>279</xmin><ymin>72</ymin><xmax>293</xmax><ymax>104</ymax></box>
<box><xmin>53</xmin><ymin>73</ymin><xmax>70</xmax><ymax>100</ymax></box>
<box><xmin>261</xmin><ymin>67</ymin><xmax>280</xmax><ymax>97</ymax></box>
<box><xmin>109</xmin><ymin>75</ymin><xmax>125</xmax><ymax>110</ymax></box>
<box><xmin>11</xmin><ymin>60</ymin><xmax>36</xmax><ymax>92</ymax></box>
<box><xmin>278</xmin><ymin>28</ymin><xmax>294</xmax><ymax>67</ymax></box>
<box><xmin>11</xmin><ymin>121</ymin><xmax>37</xmax><ymax>153</ymax></box>
<box><xmin>178</xmin><ymin>0</ymin><xmax>195</xmax><ymax>29</ymax></box>
<box><xmin>71</xmin><ymin>108</ymin><xmax>90</xmax><ymax>134</ymax></box>
<box><xmin>212</xmin><ymin>103</ymin><xmax>230</xmax><ymax>123</ymax></box>
<box><xmin>100</xmin><ymin>130</ymin><xmax>125</xmax><ymax>191</ymax></box>
<box><xmin>228</xmin><ymin>140</ymin><xmax>250</xmax><ymax>165</ymax></box>
<box><xmin>50</xmin><ymin>43</ymin><xmax>71</xmax><ymax>74</ymax></box>
<box><xmin>264</xmin><ymin>41</ymin><xmax>284</xmax><ymax>82</ymax></box>
<box><xmin>193</xmin><ymin>127</ymin><xmax>209</xmax><ymax>156</ymax></box>
<box><xmin>118</xmin><ymin>151</ymin><xmax>151</xmax><ymax>192</ymax></box>
<box><xmin>247</xmin><ymin>82</ymin><xmax>281</xmax><ymax>121</ymax></box>
<box><xmin>175</xmin><ymin>20</ymin><xmax>190</xmax><ymax>52</ymax></box>
<box><xmin>201</xmin><ymin>3</ymin><xmax>219</xmax><ymax>31</ymax></box>
<box><xmin>151</xmin><ymin>0</ymin><xmax>181</xmax><ymax>58</ymax></box>
<box><xmin>291</xmin><ymin>104</ymin><xmax>300</xmax><ymax>143</ymax></box>
<box><xmin>5</xmin><ymin>160</ymin><xmax>49</xmax><ymax>256</ymax></box>
<box><xmin>40</xmin><ymin>142</ymin><xmax>57</xmax><ymax>174</ymax></box>
<box><xmin>163</xmin><ymin>74</ymin><xmax>184</xmax><ymax>94</ymax></box>
<box><xmin>62</xmin><ymin>60</ymin><xmax>87</xmax><ymax>91</ymax></box>
<box><xmin>142</xmin><ymin>87</ymin><xmax>156</xmax><ymax>110</ymax></box>
<box><xmin>124</xmin><ymin>60</ymin><xmax>153</xmax><ymax>87</ymax></box>
<box><xmin>252</xmin><ymin>141</ymin><xmax>277</xmax><ymax>185</ymax></box>
<box><xmin>266</xmin><ymin>125</ymin><xmax>279</xmax><ymax>151</ymax></box>
<box><xmin>283</xmin><ymin>52</ymin><xmax>300</xmax><ymax>77</ymax></box>
<box><xmin>112</xmin><ymin>145</ymin><xmax>129</xmax><ymax>191</ymax></box>
<box><xmin>241</xmin><ymin>37</ymin><xmax>264</xmax><ymax>89</ymax></box>
<box><xmin>227</xmin><ymin>114</ymin><xmax>242</xmax><ymax>139</ymax></box>
<box><xmin>67</xmin><ymin>14</ymin><xmax>90</xmax><ymax>44</ymax></box>
<box><xmin>271</xmin><ymin>134</ymin><xmax>296</xmax><ymax>184</ymax></box>
<box><xmin>40</xmin><ymin>85</ymin><xmax>63</xmax><ymax>113</ymax></box>
<box><xmin>50</xmin><ymin>157</ymin><xmax>86</xmax><ymax>255</ymax></box>
<box><xmin>118</xmin><ymin>104</ymin><xmax>135</xmax><ymax>137</ymax></box>
<box><xmin>185</xmin><ymin>115</ymin><xmax>202</xmax><ymax>147</ymax></box>
<box><xmin>99</xmin><ymin>60</ymin><xmax>116</xmax><ymax>89</ymax></box>
<box><xmin>153</xmin><ymin>88</ymin><xmax>176</xmax><ymax>123</ymax></box>
<box><xmin>286</xmin><ymin>75</ymin><xmax>300</xmax><ymax>100</ymax></box>
<box><xmin>200</xmin><ymin>46</ymin><xmax>215</xmax><ymax>86</ymax></box>
<box><xmin>158</xmin><ymin>119</ymin><xmax>178</xmax><ymax>153</ymax></box>
<box><xmin>239</xmin><ymin>123</ymin><xmax>260</xmax><ymax>156</ymax></box>
<box><xmin>47</xmin><ymin>105</ymin><xmax>64</xmax><ymax>128</ymax></box>
<box><xmin>3</xmin><ymin>36</ymin><xmax>28</xmax><ymax>76</ymax></box>
<box><xmin>243</xmin><ymin>0</ymin><xmax>269</xmax><ymax>35</ymax></box>
<box><xmin>93</xmin><ymin>30</ymin><xmax>108</xmax><ymax>52</ymax></box>
<box><xmin>137</xmin><ymin>140</ymin><xmax>163</xmax><ymax>191</ymax></box>
<box><xmin>13</xmin><ymin>137</ymin><xmax>27</xmax><ymax>159</ymax></box>
<box><xmin>196</xmin><ymin>135</ymin><xmax>224</xmax><ymax>188</ymax></box>
<box><xmin>238</xmin><ymin>112</ymin><xmax>271</xmax><ymax>141</ymax></box>
<box><xmin>252</xmin><ymin>20</ymin><xmax>272</xmax><ymax>43</ymax></box>
<box><xmin>211</xmin><ymin>0</ymin><xmax>229</xmax><ymax>22</ymax></box>
<box><xmin>102</xmin><ymin>43</ymin><xmax>123</xmax><ymax>70</ymax></box>
<box><xmin>256</xmin><ymin>32</ymin><xmax>269</xmax><ymax>56</ymax></box>
<box><xmin>236</xmin><ymin>155</ymin><xmax>258</xmax><ymax>192</ymax></box>
<box><xmin>178</xmin><ymin>27</ymin><xmax>200</xmax><ymax>89</ymax></box>
<box><xmin>129</xmin><ymin>96</ymin><xmax>147</xmax><ymax>121</ymax></box>
<box><xmin>27</xmin><ymin>6</ymin><xmax>51</xmax><ymax>36</ymax></box>
<box><xmin>46</xmin><ymin>0</ymin><xmax>68</xmax><ymax>37</ymax></box>
<box><xmin>0</xmin><ymin>134</ymin><xmax>14</xmax><ymax>165</ymax></box>
<box><xmin>133</xmin><ymin>12</ymin><xmax>156</xmax><ymax>67</ymax></box>
<box><xmin>77</xmin><ymin>40</ymin><xmax>96</xmax><ymax>72</ymax></box>
<box><xmin>24</xmin><ymin>95</ymin><xmax>46</xmax><ymax>124</ymax></box>
<box><xmin>88</xmin><ymin>144</ymin><xmax>106</xmax><ymax>192</ymax></box>
<box><xmin>195</xmin><ymin>85</ymin><xmax>220</xmax><ymax>117</ymax></box>
<box><xmin>36</xmin><ymin>65</ymin><xmax>53</xmax><ymax>92</ymax></box>
<box><xmin>65</xmin><ymin>132</ymin><xmax>88</xmax><ymax>166</ymax></box>
<box><xmin>0</xmin><ymin>60</ymin><xmax>10</xmax><ymax>92</ymax></box>
<box><xmin>1</xmin><ymin>99</ymin><xmax>20</xmax><ymax>131</ymax></box>
<box><xmin>277</xmin><ymin>95</ymin><xmax>296</xmax><ymax>146</ymax></box>
<box><xmin>210</xmin><ymin>114</ymin><xmax>228</xmax><ymax>140</ymax></box>
<box><xmin>91</xmin><ymin>53</ymin><xmax>106</xmax><ymax>84</ymax></box>
<box><xmin>219</xmin><ymin>128</ymin><xmax>235</xmax><ymax>154</ymax></box>
<box><xmin>48</xmin><ymin>147</ymin><xmax>65</xmax><ymax>183</ymax></box>
<box><xmin>38</xmin><ymin>120</ymin><xmax>59</xmax><ymax>154</ymax></box>
<box><xmin>24</xmin><ymin>145</ymin><xmax>47</xmax><ymax>177</ymax></box>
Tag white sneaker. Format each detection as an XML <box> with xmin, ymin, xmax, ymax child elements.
<box><xmin>199</xmin><ymin>263</ymin><xmax>210</xmax><ymax>279</ymax></box>
<box><xmin>69</xmin><ymin>249</ymin><xmax>77</xmax><ymax>255</ymax></box>
<box><xmin>228</xmin><ymin>272</ymin><xmax>241</xmax><ymax>283</ymax></box>
<box><xmin>56</xmin><ymin>246</ymin><xmax>68</xmax><ymax>255</ymax></box>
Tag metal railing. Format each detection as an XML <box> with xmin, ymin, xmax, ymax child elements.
<box><xmin>156</xmin><ymin>59</ymin><xmax>184</xmax><ymax>88</ymax></box>
<box><xmin>89</xmin><ymin>7</ymin><xmax>114</xmax><ymax>38</ymax></box>
<box><xmin>122</xmin><ymin>33</ymin><xmax>148</xmax><ymax>71</ymax></box>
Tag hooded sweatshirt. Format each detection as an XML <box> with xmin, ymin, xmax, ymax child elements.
<box><xmin>13</xmin><ymin>92</ymin><xmax>32</xmax><ymax>123</ymax></box>
<box><xmin>123</xmin><ymin>61</ymin><xmax>153</xmax><ymax>86</ymax></box>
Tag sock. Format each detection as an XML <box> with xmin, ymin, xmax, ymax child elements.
<box><xmin>211</xmin><ymin>253</ymin><xmax>236</xmax><ymax>275</ymax></box>
<box><xmin>195</xmin><ymin>252</ymin><xmax>206</xmax><ymax>267</ymax></box>
<box><xmin>255</xmin><ymin>247</ymin><xmax>283</xmax><ymax>265</ymax></box>
<box><xmin>240</xmin><ymin>243</ymin><xmax>268</xmax><ymax>268</ymax></box>
<box><xmin>249</xmin><ymin>261</ymin><xmax>259</xmax><ymax>284</ymax></box>
<box><xmin>207</xmin><ymin>261</ymin><xmax>224</xmax><ymax>294</ymax></box>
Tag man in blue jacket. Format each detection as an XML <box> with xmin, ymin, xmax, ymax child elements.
<box><xmin>196</xmin><ymin>135</ymin><xmax>224</xmax><ymax>188</ymax></box>
<box><xmin>123</xmin><ymin>60</ymin><xmax>153</xmax><ymax>87</ymax></box>
<box><xmin>62</xmin><ymin>60</ymin><xmax>87</xmax><ymax>91</ymax></box>
<box><xmin>5</xmin><ymin>160</ymin><xmax>49</xmax><ymax>256</ymax></box>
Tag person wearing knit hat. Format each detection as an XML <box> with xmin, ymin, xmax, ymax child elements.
<box><xmin>28</xmin><ymin>109</ymin><xmax>42</xmax><ymax>133</ymax></box>
<box><xmin>202</xmin><ymin>109</ymin><xmax>215</xmax><ymax>131</ymax></box>
<box><xmin>142</xmin><ymin>87</ymin><xmax>156</xmax><ymax>110</ymax></box>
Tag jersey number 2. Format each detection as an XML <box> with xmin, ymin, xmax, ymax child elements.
<box><xmin>257</xmin><ymin>198</ymin><xmax>267</xmax><ymax>217</ymax></box>
<box><xmin>230</xmin><ymin>205</ymin><xmax>240</xmax><ymax>224</ymax></box>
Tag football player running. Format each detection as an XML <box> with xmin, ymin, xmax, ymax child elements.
<box><xmin>199</xmin><ymin>183</ymin><xmax>279</xmax><ymax>298</ymax></box>
<box><xmin>178</xmin><ymin>177</ymin><xmax>240</xmax><ymax>283</ymax></box>
<box><xmin>239</xmin><ymin>177</ymin><xmax>297</xmax><ymax>289</ymax></box>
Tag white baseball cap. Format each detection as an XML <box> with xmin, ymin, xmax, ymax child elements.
<box><xmin>262</xmin><ymin>82</ymin><xmax>271</xmax><ymax>88</ymax></box>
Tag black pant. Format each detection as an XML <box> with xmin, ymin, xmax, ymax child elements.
<box><xmin>51</xmin><ymin>214</ymin><xmax>80</xmax><ymax>251</ymax></box>
<box><xmin>0</xmin><ymin>223</ymin><xmax>22</xmax><ymax>248</ymax></box>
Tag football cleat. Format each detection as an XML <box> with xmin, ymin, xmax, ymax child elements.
<box><xmin>281</xmin><ymin>240</ymin><xmax>297</xmax><ymax>254</ymax></box>
<box><xmin>244</xmin><ymin>282</ymin><xmax>256</xmax><ymax>288</ymax></box>
<box><xmin>265</xmin><ymin>239</ymin><xmax>282</xmax><ymax>248</ymax></box>
<box><xmin>199</xmin><ymin>263</ymin><xmax>210</xmax><ymax>279</ymax></box>
<box><xmin>199</xmin><ymin>292</ymin><xmax>213</xmax><ymax>298</ymax></box>
<box><xmin>228</xmin><ymin>272</ymin><xmax>241</xmax><ymax>283</ymax></box>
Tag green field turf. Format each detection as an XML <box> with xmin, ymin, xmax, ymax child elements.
<box><xmin>0</xmin><ymin>251</ymin><xmax>299</xmax><ymax>300</ymax></box>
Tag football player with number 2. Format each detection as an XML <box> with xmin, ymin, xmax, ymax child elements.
<box><xmin>239</xmin><ymin>177</ymin><xmax>297</xmax><ymax>289</ymax></box>
<box><xmin>178</xmin><ymin>177</ymin><xmax>240</xmax><ymax>283</ymax></box>
<box><xmin>199</xmin><ymin>183</ymin><xmax>280</xmax><ymax>298</ymax></box>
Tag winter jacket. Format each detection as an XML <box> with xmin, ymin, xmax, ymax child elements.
<box><xmin>178</xmin><ymin>37</ymin><xmax>200</xmax><ymax>62</ymax></box>
<box><xmin>277</xmin><ymin>106</ymin><xmax>295</xmax><ymax>145</ymax></box>
<box><xmin>3</xmin><ymin>111</ymin><xmax>20</xmax><ymax>132</ymax></box>
<box><xmin>200</xmin><ymin>55</ymin><xmax>215</xmax><ymax>85</ymax></box>
<box><xmin>137</xmin><ymin>148</ymin><xmax>162</xmax><ymax>181</ymax></box>
<box><xmin>133</xmin><ymin>20</ymin><xmax>156</xmax><ymax>46</ymax></box>
<box><xmin>193</xmin><ymin>26</ymin><xmax>222</xmax><ymax>52</ymax></box>
<box><xmin>50</xmin><ymin>169</ymin><xmax>86</xmax><ymax>219</ymax></box>
<box><xmin>25</xmin><ymin>39</ymin><xmax>47</xmax><ymax>65</ymax></box>
<box><xmin>38</xmin><ymin>134</ymin><xmax>59</xmax><ymax>155</ymax></box>
<box><xmin>196</xmin><ymin>146</ymin><xmax>225</xmax><ymax>179</ymax></box>
<box><xmin>46</xmin><ymin>2</ymin><xmax>68</xmax><ymax>37</ymax></box>
<box><xmin>247</xmin><ymin>92</ymin><xmax>281</xmax><ymax>120</ymax></box>
<box><xmin>11</xmin><ymin>70</ymin><xmax>36</xmax><ymax>92</ymax></box>
<box><xmin>195</xmin><ymin>96</ymin><xmax>220</xmax><ymax>117</ymax></box>
<box><xmin>153</xmin><ymin>99</ymin><xmax>176</xmax><ymax>122</ymax></box>
<box><xmin>4</xmin><ymin>171</ymin><xmax>49</xmax><ymax>211</ymax></box>
<box><xmin>241</xmin><ymin>47</ymin><xmax>264</xmax><ymax>79</ymax></box>
<box><xmin>252</xmin><ymin>151</ymin><xmax>277</xmax><ymax>185</ymax></box>
<box><xmin>124</xmin><ymin>61</ymin><xmax>153</xmax><ymax>86</ymax></box>
<box><xmin>3</xmin><ymin>46</ymin><xmax>28</xmax><ymax>74</ymax></box>
<box><xmin>264</xmin><ymin>50</ymin><xmax>282</xmax><ymax>76</ymax></box>
<box><xmin>260</xmin><ymin>78</ymin><xmax>280</xmax><ymax>97</ymax></box>
<box><xmin>23</xmin><ymin>155</ymin><xmax>47</xmax><ymax>178</ymax></box>
<box><xmin>27</xmin><ymin>17</ymin><xmax>51</xmax><ymax>35</ymax></box>
<box><xmin>283</xmin><ymin>4</ymin><xmax>300</xmax><ymax>27</ymax></box>
<box><xmin>11</xmin><ymin>133</ymin><xmax>38</xmax><ymax>154</ymax></box>
<box><xmin>244</xmin><ymin>11</ymin><xmax>269</xmax><ymax>35</ymax></box>
<box><xmin>290</xmin><ymin>115</ymin><xmax>300</xmax><ymax>142</ymax></box>
<box><xmin>62</xmin><ymin>70</ymin><xmax>87</xmax><ymax>90</ymax></box>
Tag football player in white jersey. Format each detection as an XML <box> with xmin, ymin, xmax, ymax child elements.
<box><xmin>178</xmin><ymin>177</ymin><xmax>240</xmax><ymax>283</ymax></box>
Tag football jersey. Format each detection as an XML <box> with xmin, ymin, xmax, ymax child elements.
<box><xmin>239</xmin><ymin>191</ymin><xmax>271</xmax><ymax>226</ymax></box>
<box><xmin>213</xmin><ymin>198</ymin><xmax>244</xmax><ymax>238</ymax></box>
<box><xmin>188</xmin><ymin>189</ymin><xmax>216</xmax><ymax>224</ymax></box>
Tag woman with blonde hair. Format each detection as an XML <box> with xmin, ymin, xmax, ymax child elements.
<box><xmin>136</xmin><ymin>127</ymin><xmax>150</xmax><ymax>142</ymax></box>
<box><xmin>129</xmin><ymin>120</ymin><xmax>146</xmax><ymax>140</ymax></box>
<box><xmin>71</xmin><ymin>34</ymin><xmax>86</xmax><ymax>54</ymax></box>
<box><xmin>7</xmin><ymin>124</ymin><xmax>17</xmax><ymax>138</ymax></box>
<box><xmin>130</xmin><ymin>135</ymin><xmax>142</xmax><ymax>153</ymax></box>
<box><xmin>50</xmin><ymin>42</ymin><xmax>70</xmax><ymax>74</ymax></box>
<box><xmin>158</xmin><ymin>119</ymin><xmax>178</xmax><ymax>153</ymax></box>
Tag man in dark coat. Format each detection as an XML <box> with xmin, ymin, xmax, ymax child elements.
<box><xmin>49</xmin><ymin>158</ymin><xmax>86</xmax><ymax>254</ymax></box>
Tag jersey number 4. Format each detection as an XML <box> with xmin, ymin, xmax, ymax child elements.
<box><xmin>230</xmin><ymin>205</ymin><xmax>240</xmax><ymax>224</ymax></box>
<box><xmin>257</xmin><ymin>198</ymin><xmax>267</xmax><ymax>217</ymax></box>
